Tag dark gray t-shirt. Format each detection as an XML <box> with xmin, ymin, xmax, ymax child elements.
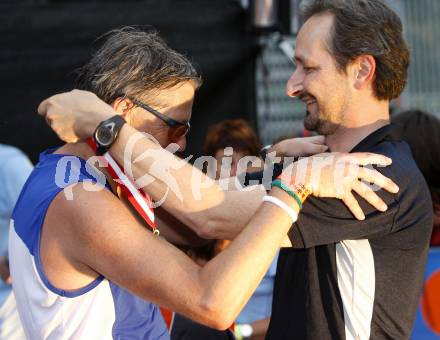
<box><xmin>249</xmin><ymin>125</ymin><xmax>433</xmax><ymax>339</ymax></box>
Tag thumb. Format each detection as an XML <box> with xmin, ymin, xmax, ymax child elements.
<box><xmin>301</xmin><ymin>143</ymin><xmax>329</xmax><ymax>156</ymax></box>
<box><xmin>37</xmin><ymin>98</ymin><xmax>50</xmax><ymax>117</ymax></box>
<box><xmin>306</xmin><ymin>135</ymin><xmax>326</xmax><ymax>145</ymax></box>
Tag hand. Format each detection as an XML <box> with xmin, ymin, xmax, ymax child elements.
<box><xmin>37</xmin><ymin>89</ymin><xmax>116</xmax><ymax>143</ymax></box>
<box><xmin>271</xmin><ymin>136</ymin><xmax>328</xmax><ymax>157</ymax></box>
<box><xmin>283</xmin><ymin>152</ymin><xmax>399</xmax><ymax>220</ymax></box>
<box><xmin>0</xmin><ymin>256</ymin><xmax>11</xmax><ymax>285</ymax></box>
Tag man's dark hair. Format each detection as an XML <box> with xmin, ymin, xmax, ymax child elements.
<box><xmin>76</xmin><ymin>26</ymin><xmax>201</xmax><ymax>104</ymax></box>
<box><xmin>301</xmin><ymin>0</ymin><xmax>409</xmax><ymax>100</ymax></box>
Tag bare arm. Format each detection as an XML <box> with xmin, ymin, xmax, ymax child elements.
<box><xmin>119</xmin><ymin>190</ymin><xmax>209</xmax><ymax>246</ymax></box>
<box><xmin>108</xmin><ymin>125</ymin><xmax>398</xmax><ymax>238</ymax></box>
<box><xmin>110</xmin><ymin>124</ymin><xmax>265</xmax><ymax>239</ymax></box>
<box><xmin>43</xmin><ymin>183</ymin><xmax>298</xmax><ymax>329</ymax></box>
<box><xmin>38</xmin><ymin>90</ymin><xmax>400</xmax><ymax>240</ymax></box>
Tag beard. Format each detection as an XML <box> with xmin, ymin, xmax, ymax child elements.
<box><xmin>299</xmin><ymin>91</ymin><xmax>342</xmax><ymax>135</ymax></box>
<box><xmin>304</xmin><ymin>107</ymin><xmax>340</xmax><ymax>135</ymax></box>
<box><xmin>303</xmin><ymin>109</ymin><xmax>320</xmax><ymax>131</ymax></box>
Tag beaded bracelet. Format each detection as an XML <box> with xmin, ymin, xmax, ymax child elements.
<box><xmin>271</xmin><ymin>179</ymin><xmax>304</xmax><ymax>209</ymax></box>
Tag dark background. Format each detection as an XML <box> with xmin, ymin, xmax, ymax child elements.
<box><xmin>0</xmin><ymin>0</ymin><xmax>258</xmax><ymax>163</ymax></box>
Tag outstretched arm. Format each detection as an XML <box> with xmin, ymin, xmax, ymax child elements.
<box><xmin>38</xmin><ymin>90</ymin><xmax>399</xmax><ymax>240</ymax></box>
<box><xmin>44</xmin><ymin>179</ymin><xmax>299</xmax><ymax>329</ymax></box>
<box><xmin>44</xmin><ymin>151</ymin><xmax>394</xmax><ymax>329</ymax></box>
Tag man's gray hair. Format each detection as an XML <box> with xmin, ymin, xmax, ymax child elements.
<box><xmin>76</xmin><ymin>26</ymin><xmax>201</xmax><ymax>104</ymax></box>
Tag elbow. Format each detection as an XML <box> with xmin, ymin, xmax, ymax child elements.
<box><xmin>196</xmin><ymin>220</ymin><xmax>218</xmax><ymax>239</ymax></box>
<box><xmin>198</xmin><ymin>299</ymin><xmax>236</xmax><ymax>330</ymax></box>
<box><xmin>208</xmin><ymin>318</ymin><xmax>234</xmax><ymax>331</ymax></box>
<box><xmin>189</xmin><ymin>215</ymin><xmax>222</xmax><ymax>240</ymax></box>
<box><xmin>195</xmin><ymin>287</ymin><xmax>238</xmax><ymax>330</ymax></box>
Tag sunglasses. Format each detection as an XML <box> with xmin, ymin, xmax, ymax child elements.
<box><xmin>129</xmin><ymin>97</ymin><xmax>191</xmax><ymax>143</ymax></box>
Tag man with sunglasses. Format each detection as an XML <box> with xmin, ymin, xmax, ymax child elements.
<box><xmin>131</xmin><ymin>97</ymin><xmax>191</xmax><ymax>145</ymax></box>
<box><xmin>10</xmin><ymin>27</ymin><xmax>400</xmax><ymax>339</ymax></box>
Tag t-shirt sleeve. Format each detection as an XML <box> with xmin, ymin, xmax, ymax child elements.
<box><xmin>288</xmin><ymin>167</ymin><xmax>400</xmax><ymax>248</ymax></box>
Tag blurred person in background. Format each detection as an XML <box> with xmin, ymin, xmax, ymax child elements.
<box><xmin>0</xmin><ymin>144</ymin><xmax>32</xmax><ymax>339</ymax></box>
<box><xmin>204</xmin><ymin>119</ymin><xmax>263</xmax><ymax>179</ymax></box>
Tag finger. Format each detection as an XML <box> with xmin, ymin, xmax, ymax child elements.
<box><xmin>356</xmin><ymin>167</ymin><xmax>399</xmax><ymax>193</ymax></box>
<box><xmin>301</xmin><ymin>143</ymin><xmax>329</xmax><ymax>156</ymax></box>
<box><xmin>305</xmin><ymin>135</ymin><xmax>326</xmax><ymax>145</ymax></box>
<box><xmin>318</xmin><ymin>145</ymin><xmax>329</xmax><ymax>152</ymax></box>
<box><xmin>345</xmin><ymin>152</ymin><xmax>392</xmax><ymax>166</ymax></box>
<box><xmin>342</xmin><ymin>192</ymin><xmax>365</xmax><ymax>220</ymax></box>
<box><xmin>351</xmin><ymin>180</ymin><xmax>387</xmax><ymax>212</ymax></box>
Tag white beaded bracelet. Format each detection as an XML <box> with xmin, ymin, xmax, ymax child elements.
<box><xmin>262</xmin><ymin>195</ymin><xmax>299</xmax><ymax>222</ymax></box>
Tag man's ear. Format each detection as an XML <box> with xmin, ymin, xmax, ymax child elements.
<box><xmin>353</xmin><ymin>55</ymin><xmax>376</xmax><ymax>90</ymax></box>
<box><xmin>111</xmin><ymin>97</ymin><xmax>134</xmax><ymax>117</ymax></box>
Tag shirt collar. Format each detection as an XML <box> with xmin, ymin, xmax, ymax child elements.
<box><xmin>350</xmin><ymin>124</ymin><xmax>403</xmax><ymax>152</ymax></box>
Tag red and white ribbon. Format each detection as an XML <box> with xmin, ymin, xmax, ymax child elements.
<box><xmin>87</xmin><ymin>139</ymin><xmax>158</xmax><ymax>234</ymax></box>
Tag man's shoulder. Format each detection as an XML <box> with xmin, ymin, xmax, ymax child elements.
<box><xmin>368</xmin><ymin>140</ymin><xmax>433</xmax><ymax>236</ymax></box>
<box><xmin>12</xmin><ymin>150</ymin><xmax>112</xmax><ymax>253</ymax></box>
<box><xmin>369</xmin><ymin>139</ymin><xmax>428</xmax><ymax>196</ymax></box>
<box><xmin>44</xmin><ymin>182</ymin><xmax>119</xmax><ymax>243</ymax></box>
<box><xmin>18</xmin><ymin>150</ymin><xmax>110</xmax><ymax>202</ymax></box>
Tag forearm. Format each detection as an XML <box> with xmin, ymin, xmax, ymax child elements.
<box><xmin>107</xmin><ymin>189</ymin><xmax>298</xmax><ymax>330</ymax></box>
<box><xmin>109</xmin><ymin>124</ymin><xmax>264</xmax><ymax>239</ymax></box>
<box><xmin>193</xmin><ymin>188</ymin><xmax>297</xmax><ymax>328</ymax></box>
<box><xmin>67</xmin><ymin>185</ymin><xmax>295</xmax><ymax>330</ymax></box>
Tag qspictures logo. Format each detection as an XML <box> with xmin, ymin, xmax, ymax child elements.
<box><xmin>54</xmin><ymin>132</ymin><xmax>383</xmax><ymax>205</ymax></box>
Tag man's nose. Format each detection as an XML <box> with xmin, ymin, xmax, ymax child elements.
<box><xmin>286</xmin><ymin>70</ymin><xmax>303</xmax><ymax>98</ymax></box>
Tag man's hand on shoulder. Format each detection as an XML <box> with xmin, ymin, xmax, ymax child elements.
<box><xmin>280</xmin><ymin>152</ymin><xmax>399</xmax><ymax>220</ymax></box>
<box><xmin>271</xmin><ymin>135</ymin><xmax>329</xmax><ymax>158</ymax></box>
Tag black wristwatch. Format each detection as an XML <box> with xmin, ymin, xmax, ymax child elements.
<box><xmin>93</xmin><ymin>115</ymin><xmax>126</xmax><ymax>155</ymax></box>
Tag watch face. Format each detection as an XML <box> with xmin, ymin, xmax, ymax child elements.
<box><xmin>96</xmin><ymin>126</ymin><xmax>113</xmax><ymax>146</ymax></box>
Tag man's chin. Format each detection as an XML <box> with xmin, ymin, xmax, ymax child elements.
<box><xmin>304</xmin><ymin>115</ymin><xmax>339</xmax><ymax>136</ymax></box>
<box><xmin>304</xmin><ymin>111</ymin><xmax>319</xmax><ymax>132</ymax></box>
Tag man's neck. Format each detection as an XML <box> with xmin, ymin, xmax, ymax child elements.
<box><xmin>325</xmin><ymin>100</ymin><xmax>390</xmax><ymax>152</ymax></box>
<box><xmin>325</xmin><ymin>119</ymin><xmax>390</xmax><ymax>152</ymax></box>
<box><xmin>55</xmin><ymin>141</ymin><xmax>94</xmax><ymax>160</ymax></box>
